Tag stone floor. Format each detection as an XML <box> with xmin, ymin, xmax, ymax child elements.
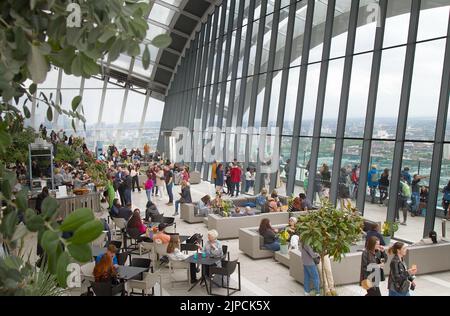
<box><xmin>20</xmin><ymin>181</ymin><xmax>450</xmax><ymax>296</ymax></box>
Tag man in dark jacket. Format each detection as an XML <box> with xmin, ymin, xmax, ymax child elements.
<box><xmin>123</xmin><ymin>170</ymin><xmax>132</xmax><ymax>205</ymax></box>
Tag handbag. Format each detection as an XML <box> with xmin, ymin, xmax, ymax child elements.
<box><xmin>313</xmin><ymin>256</ymin><xmax>321</xmax><ymax>265</ymax></box>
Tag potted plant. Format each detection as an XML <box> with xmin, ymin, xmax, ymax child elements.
<box><xmin>279</xmin><ymin>230</ymin><xmax>290</xmax><ymax>255</ymax></box>
<box><xmin>382</xmin><ymin>222</ymin><xmax>399</xmax><ymax>245</ymax></box>
<box><xmin>222</xmin><ymin>200</ymin><xmax>233</xmax><ymax>217</ymax></box>
<box><xmin>296</xmin><ymin>199</ymin><xmax>364</xmax><ymax>296</ymax></box>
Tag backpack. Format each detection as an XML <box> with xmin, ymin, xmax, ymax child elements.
<box><xmin>400</xmin><ymin>182</ymin><xmax>411</xmax><ymax>198</ymax></box>
<box><xmin>370</xmin><ymin>172</ymin><xmax>378</xmax><ymax>184</ymax></box>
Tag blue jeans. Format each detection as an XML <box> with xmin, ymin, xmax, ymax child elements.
<box><xmin>175</xmin><ymin>200</ymin><xmax>181</xmax><ymax>214</ymax></box>
<box><xmin>389</xmin><ymin>289</ymin><xmax>410</xmax><ymax>296</ymax></box>
<box><xmin>304</xmin><ymin>265</ymin><xmax>320</xmax><ymax>294</ymax></box>
<box><xmin>411</xmin><ymin>192</ymin><xmax>420</xmax><ymax>214</ymax></box>
<box><xmin>146</xmin><ymin>190</ymin><xmax>152</xmax><ymax>202</ymax></box>
<box><xmin>245</xmin><ymin>180</ymin><xmax>251</xmax><ymax>193</ymax></box>
<box><xmin>264</xmin><ymin>241</ymin><xmax>280</xmax><ymax>252</ymax></box>
<box><xmin>166</xmin><ymin>183</ymin><xmax>173</xmax><ymax>203</ymax></box>
<box><xmin>233</xmin><ymin>182</ymin><xmax>240</xmax><ymax>196</ymax></box>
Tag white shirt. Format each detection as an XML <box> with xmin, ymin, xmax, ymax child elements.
<box><xmin>168</xmin><ymin>248</ymin><xmax>188</xmax><ymax>261</ymax></box>
<box><xmin>130</xmin><ymin>170</ymin><xmax>137</xmax><ymax>177</ymax></box>
<box><xmin>245</xmin><ymin>171</ymin><xmax>252</xmax><ymax>181</ymax></box>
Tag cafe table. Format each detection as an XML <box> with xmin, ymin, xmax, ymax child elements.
<box><xmin>185</xmin><ymin>254</ymin><xmax>222</xmax><ymax>295</ymax></box>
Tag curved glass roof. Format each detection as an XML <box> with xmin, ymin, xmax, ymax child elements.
<box><xmin>107</xmin><ymin>0</ymin><xmax>218</xmax><ymax>98</ymax></box>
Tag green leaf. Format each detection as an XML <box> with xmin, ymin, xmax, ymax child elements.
<box><xmin>71</xmin><ymin>119</ymin><xmax>77</xmax><ymax>133</ymax></box>
<box><xmin>142</xmin><ymin>45</ymin><xmax>150</xmax><ymax>70</ymax></box>
<box><xmin>29</xmin><ymin>83</ymin><xmax>37</xmax><ymax>95</ymax></box>
<box><xmin>41</xmin><ymin>197</ymin><xmax>59</xmax><ymax>220</ymax></box>
<box><xmin>71</xmin><ymin>55</ymin><xmax>83</xmax><ymax>77</ymax></box>
<box><xmin>107</xmin><ymin>39</ymin><xmax>123</xmax><ymax>62</ymax></box>
<box><xmin>98</xmin><ymin>27</ymin><xmax>116</xmax><ymax>43</ymax></box>
<box><xmin>152</xmin><ymin>34</ymin><xmax>172</xmax><ymax>48</ymax></box>
<box><xmin>0</xmin><ymin>130</ymin><xmax>13</xmax><ymax>154</ymax></box>
<box><xmin>127</xmin><ymin>41</ymin><xmax>140</xmax><ymax>57</ymax></box>
<box><xmin>46</xmin><ymin>106</ymin><xmax>53</xmax><ymax>121</ymax></box>
<box><xmin>27</xmin><ymin>44</ymin><xmax>48</xmax><ymax>84</ymax></box>
<box><xmin>68</xmin><ymin>244</ymin><xmax>92</xmax><ymax>263</ymax></box>
<box><xmin>41</xmin><ymin>230</ymin><xmax>60</xmax><ymax>256</ymax></box>
<box><xmin>1</xmin><ymin>210</ymin><xmax>18</xmax><ymax>239</ymax></box>
<box><xmin>68</xmin><ymin>220</ymin><xmax>104</xmax><ymax>245</ymax></box>
<box><xmin>56</xmin><ymin>252</ymin><xmax>71</xmax><ymax>288</ymax></box>
<box><xmin>2</xmin><ymin>179</ymin><xmax>12</xmax><ymax>200</ymax></box>
<box><xmin>59</xmin><ymin>208</ymin><xmax>94</xmax><ymax>233</ymax></box>
<box><xmin>15</xmin><ymin>188</ymin><xmax>29</xmax><ymax>212</ymax></box>
<box><xmin>23</xmin><ymin>105</ymin><xmax>31</xmax><ymax>119</ymax></box>
<box><xmin>25</xmin><ymin>208</ymin><xmax>45</xmax><ymax>232</ymax></box>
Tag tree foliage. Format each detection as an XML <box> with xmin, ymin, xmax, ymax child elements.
<box><xmin>296</xmin><ymin>200</ymin><xmax>364</xmax><ymax>295</ymax></box>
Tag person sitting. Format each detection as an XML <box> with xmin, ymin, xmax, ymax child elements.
<box><xmin>166</xmin><ymin>235</ymin><xmax>198</xmax><ymax>284</ymax></box>
<box><xmin>271</xmin><ymin>190</ymin><xmax>282</xmax><ymax>207</ymax></box>
<box><xmin>298</xmin><ymin>193</ymin><xmax>313</xmax><ymax>211</ymax></box>
<box><xmin>127</xmin><ymin>209</ymin><xmax>152</xmax><ymax>242</ymax></box>
<box><xmin>286</xmin><ymin>217</ymin><xmax>298</xmax><ymax>240</ymax></box>
<box><xmin>256</xmin><ymin>188</ymin><xmax>268</xmax><ymax>212</ymax></box>
<box><xmin>365</xmin><ymin>223</ymin><xmax>386</xmax><ymax>246</ymax></box>
<box><xmin>203</xmin><ymin>229</ymin><xmax>224</xmax><ymax>258</ymax></box>
<box><xmin>174</xmin><ymin>181</ymin><xmax>192</xmax><ymax>216</ymax></box>
<box><xmin>197</xmin><ymin>195</ymin><xmax>212</xmax><ymax>217</ymax></box>
<box><xmin>153</xmin><ymin>223</ymin><xmax>171</xmax><ymax>244</ymax></box>
<box><xmin>93</xmin><ymin>246</ymin><xmax>119</xmax><ymax>283</ymax></box>
<box><xmin>95</xmin><ymin>244</ymin><xmax>118</xmax><ymax>266</ymax></box>
<box><xmin>267</xmin><ymin>197</ymin><xmax>280</xmax><ymax>212</ymax></box>
<box><xmin>244</xmin><ymin>206</ymin><xmax>255</xmax><ymax>216</ymax></box>
<box><xmin>231</xmin><ymin>207</ymin><xmax>245</xmax><ymax>217</ymax></box>
<box><xmin>211</xmin><ymin>192</ymin><xmax>224</xmax><ymax>211</ymax></box>
<box><xmin>259</xmin><ymin>218</ymin><xmax>280</xmax><ymax>251</ymax></box>
<box><xmin>110</xmin><ymin>199</ymin><xmax>132</xmax><ymax>221</ymax></box>
<box><xmin>144</xmin><ymin>201</ymin><xmax>161</xmax><ymax>223</ymax></box>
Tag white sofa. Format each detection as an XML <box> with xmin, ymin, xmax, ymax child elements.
<box><xmin>180</xmin><ymin>203</ymin><xmax>205</xmax><ymax>224</ymax></box>
<box><xmin>239</xmin><ymin>225</ymin><xmax>287</xmax><ymax>259</ymax></box>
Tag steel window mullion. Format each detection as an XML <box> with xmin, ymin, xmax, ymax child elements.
<box><xmin>356</xmin><ymin>0</ymin><xmax>388</xmax><ymax>214</ymax></box>
<box><xmin>234</xmin><ymin>0</ymin><xmax>257</xmax><ymax>158</ymax></box>
<box><xmin>223</xmin><ymin>0</ymin><xmax>246</xmax><ymax>167</ymax></box>
<box><xmin>255</xmin><ymin>0</ymin><xmax>282</xmax><ymax>194</ymax></box>
<box><xmin>189</xmin><ymin>33</ymin><xmax>202</xmax><ymax>131</ymax></box>
<box><xmin>387</xmin><ymin>0</ymin><xmax>421</xmax><ymax>224</ymax></box>
<box><xmin>329</xmin><ymin>0</ymin><xmax>360</xmax><ymax>205</ymax></box>
<box><xmin>96</xmin><ymin>73</ymin><xmax>110</xmax><ymax>143</ymax></box>
<box><xmin>425</xmin><ymin>16</ymin><xmax>450</xmax><ymax>237</ymax></box>
<box><xmin>139</xmin><ymin>90</ymin><xmax>151</xmax><ymax>144</ymax></box>
<box><xmin>201</xmin><ymin>15</ymin><xmax>215</xmax><ymax>131</ymax></box>
<box><xmin>217</xmin><ymin>0</ymin><xmax>236</xmax><ymax>165</ymax></box>
<box><xmin>306</xmin><ymin>0</ymin><xmax>336</xmax><ymax>203</ymax></box>
<box><xmin>268</xmin><ymin>0</ymin><xmax>297</xmax><ymax>193</ymax></box>
<box><xmin>286</xmin><ymin>0</ymin><xmax>315</xmax><ymax>196</ymax></box>
<box><xmin>244</xmin><ymin>0</ymin><xmax>269</xmax><ymax>181</ymax></box>
<box><xmin>53</xmin><ymin>68</ymin><xmax>63</xmax><ymax>129</ymax></box>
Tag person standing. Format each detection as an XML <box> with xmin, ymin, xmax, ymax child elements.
<box><xmin>155</xmin><ymin>166</ymin><xmax>165</xmax><ymax>200</ymax></box>
<box><xmin>215</xmin><ymin>163</ymin><xmax>224</xmax><ymax>193</ymax></box>
<box><xmin>378</xmin><ymin>169</ymin><xmax>390</xmax><ymax>205</ymax></box>
<box><xmin>284</xmin><ymin>159</ymin><xmax>290</xmax><ymax>194</ymax></box>
<box><xmin>164</xmin><ymin>163</ymin><xmax>174</xmax><ymax>206</ymax></box>
<box><xmin>398</xmin><ymin>177</ymin><xmax>411</xmax><ymax>226</ymax></box>
<box><xmin>245</xmin><ymin>168</ymin><xmax>252</xmax><ymax>193</ymax></box>
<box><xmin>130</xmin><ymin>166</ymin><xmax>141</xmax><ymax>193</ymax></box>
<box><xmin>360</xmin><ymin>236</ymin><xmax>388</xmax><ymax>296</ymax></box>
<box><xmin>368</xmin><ymin>165</ymin><xmax>379</xmax><ymax>204</ymax></box>
<box><xmin>401</xmin><ymin>167</ymin><xmax>412</xmax><ymax>186</ymax></box>
<box><xmin>388</xmin><ymin>242</ymin><xmax>417</xmax><ymax>296</ymax></box>
<box><xmin>411</xmin><ymin>174</ymin><xmax>427</xmax><ymax>217</ymax></box>
<box><xmin>442</xmin><ymin>181</ymin><xmax>450</xmax><ymax>219</ymax></box>
<box><xmin>123</xmin><ymin>170</ymin><xmax>132</xmax><ymax>206</ymax></box>
<box><xmin>211</xmin><ymin>160</ymin><xmax>217</xmax><ymax>184</ymax></box>
<box><xmin>301</xmin><ymin>242</ymin><xmax>321</xmax><ymax>296</ymax></box>
<box><xmin>230</xmin><ymin>163</ymin><xmax>242</xmax><ymax>197</ymax></box>
<box><xmin>144</xmin><ymin>175</ymin><xmax>154</xmax><ymax>202</ymax></box>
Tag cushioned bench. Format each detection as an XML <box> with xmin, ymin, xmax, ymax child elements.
<box><xmin>208</xmin><ymin>212</ymin><xmax>290</xmax><ymax>239</ymax></box>
<box><xmin>239</xmin><ymin>225</ymin><xmax>287</xmax><ymax>259</ymax></box>
<box><xmin>405</xmin><ymin>242</ymin><xmax>450</xmax><ymax>275</ymax></box>
<box><xmin>189</xmin><ymin>171</ymin><xmax>201</xmax><ymax>185</ymax></box>
<box><xmin>180</xmin><ymin>203</ymin><xmax>205</xmax><ymax>224</ymax></box>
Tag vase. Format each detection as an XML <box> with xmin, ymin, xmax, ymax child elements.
<box><xmin>280</xmin><ymin>244</ymin><xmax>288</xmax><ymax>255</ymax></box>
<box><xmin>383</xmin><ymin>236</ymin><xmax>391</xmax><ymax>245</ymax></box>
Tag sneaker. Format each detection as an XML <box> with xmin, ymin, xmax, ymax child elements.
<box><xmin>400</xmin><ymin>222</ymin><xmax>407</xmax><ymax>226</ymax></box>
<box><xmin>304</xmin><ymin>292</ymin><xmax>311</xmax><ymax>296</ymax></box>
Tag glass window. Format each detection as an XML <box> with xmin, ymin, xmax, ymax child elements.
<box><xmin>295</xmin><ymin>137</ymin><xmax>313</xmax><ymax>197</ymax></box>
<box><xmin>321</xmin><ymin>58</ymin><xmax>344</xmax><ymax>137</ymax></box>
<box><xmin>260</xmin><ymin>13</ymin><xmax>274</xmax><ymax>74</ymax></box>
<box><xmin>345</xmin><ymin>52</ymin><xmax>372</xmax><ymax>138</ymax></box>
<box><xmin>418</xmin><ymin>3</ymin><xmax>450</xmax><ymax>42</ymax></box>
<box><xmin>282</xmin><ymin>67</ymin><xmax>300</xmax><ymax>135</ymax></box>
<box><xmin>290</xmin><ymin>1</ymin><xmax>307</xmax><ymax>67</ymax></box>
<box><xmin>148</xmin><ymin>3</ymin><xmax>176</xmax><ymax>25</ymax></box>
<box><xmin>253</xmin><ymin>73</ymin><xmax>267</xmax><ymax>131</ymax></box>
<box><xmin>373</xmin><ymin>46</ymin><xmax>406</xmax><ymax>140</ymax></box>
<box><xmin>309</xmin><ymin>0</ymin><xmax>328</xmax><ymax>63</ymax></box>
<box><xmin>300</xmin><ymin>63</ymin><xmax>321</xmax><ymax>136</ymax></box>
<box><xmin>329</xmin><ymin>0</ymin><xmax>351</xmax><ymax>59</ymax></box>
<box><xmin>267</xmin><ymin>71</ymin><xmax>282</xmax><ymax>128</ymax></box>
<box><xmin>406</xmin><ymin>39</ymin><xmax>446</xmax><ymax>141</ymax></box>
<box><xmin>354</xmin><ymin>0</ymin><xmax>378</xmax><ymax>54</ymax></box>
<box><xmin>383</xmin><ymin>0</ymin><xmax>411</xmax><ymax>48</ymax></box>
<box><xmin>274</xmin><ymin>8</ymin><xmax>289</xmax><ymax>71</ymax></box>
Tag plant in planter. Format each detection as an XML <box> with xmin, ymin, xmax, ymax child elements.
<box><xmin>382</xmin><ymin>222</ymin><xmax>399</xmax><ymax>245</ymax></box>
<box><xmin>278</xmin><ymin>230</ymin><xmax>290</xmax><ymax>255</ymax></box>
<box><xmin>222</xmin><ymin>200</ymin><xmax>234</xmax><ymax>217</ymax></box>
<box><xmin>85</xmin><ymin>159</ymin><xmax>108</xmax><ymax>188</ymax></box>
<box><xmin>296</xmin><ymin>199</ymin><xmax>364</xmax><ymax>296</ymax></box>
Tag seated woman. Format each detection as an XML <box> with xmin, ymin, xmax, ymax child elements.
<box><xmin>166</xmin><ymin>235</ymin><xmax>198</xmax><ymax>284</ymax></box>
<box><xmin>258</xmin><ymin>218</ymin><xmax>280</xmax><ymax>251</ymax></box>
<box><xmin>285</xmin><ymin>217</ymin><xmax>298</xmax><ymax>239</ymax></box>
<box><xmin>231</xmin><ymin>207</ymin><xmax>245</xmax><ymax>217</ymax></box>
<box><xmin>197</xmin><ymin>195</ymin><xmax>212</xmax><ymax>217</ymax></box>
<box><xmin>127</xmin><ymin>209</ymin><xmax>152</xmax><ymax>242</ymax></box>
<box><xmin>413</xmin><ymin>230</ymin><xmax>442</xmax><ymax>246</ymax></box>
<box><xmin>271</xmin><ymin>190</ymin><xmax>282</xmax><ymax>208</ymax></box>
<box><xmin>256</xmin><ymin>188</ymin><xmax>268</xmax><ymax>212</ymax></box>
<box><xmin>93</xmin><ymin>249</ymin><xmax>118</xmax><ymax>283</ymax></box>
<box><xmin>174</xmin><ymin>181</ymin><xmax>192</xmax><ymax>216</ymax></box>
<box><xmin>244</xmin><ymin>206</ymin><xmax>256</xmax><ymax>216</ymax></box>
<box><xmin>144</xmin><ymin>201</ymin><xmax>161</xmax><ymax>223</ymax></box>
<box><xmin>267</xmin><ymin>197</ymin><xmax>280</xmax><ymax>212</ymax></box>
<box><xmin>203</xmin><ymin>229</ymin><xmax>224</xmax><ymax>258</ymax></box>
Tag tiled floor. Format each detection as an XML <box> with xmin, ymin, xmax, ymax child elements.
<box><xmin>21</xmin><ymin>181</ymin><xmax>450</xmax><ymax>296</ymax></box>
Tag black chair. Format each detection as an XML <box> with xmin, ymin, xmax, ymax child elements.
<box><xmin>222</xmin><ymin>245</ymin><xmax>229</xmax><ymax>260</ymax></box>
<box><xmin>116</xmin><ymin>251</ymin><xmax>130</xmax><ymax>266</ymax></box>
<box><xmin>162</xmin><ymin>217</ymin><xmax>175</xmax><ymax>225</ymax></box>
<box><xmin>90</xmin><ymin>281</ymin><xmax>125</xmax><ymax>296</ymax></box>
<box><xmin>130</xmin><ymin>258</ymin><xmax>152</xmax><ymax>272</ymax></box>
<box><xmin>152</xmin><ymin>214</ymin><xmax>164</xmax><ymax>223</ymax></box>
<box><xmin>125</xmin><ymin>228</ymin><xmax>144</xmax><ymax>254</ymax></box>
<box><xmin>181</xmin><ymin>243</ymin><xmax>199</xmax><ymax>254</ymax></box>
<box><xmin>208</xmin><ymin>259</ymin><xmax>241</xmax><ymax>296</ymax></box>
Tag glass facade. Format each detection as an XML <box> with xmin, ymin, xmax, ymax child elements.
<box><xmin>160</xmin><ymin>0</ymin><xmax>450</xmax><ymax>242</ymax></box>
